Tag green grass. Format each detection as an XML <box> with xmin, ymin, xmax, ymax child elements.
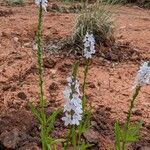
<box><xmin>6</xmin><ymin>0</ymin><xmax>25</xmax><ymax>6</ymax></box>
<box><xmin>101</xmin><ymin>0</ymin><xmax>150</xmax><ymax>8</ymax></box>
<box><xmin>72</xmin><ymin>1</ymin><xmax>114</xmax><ymax>46</ymax></box>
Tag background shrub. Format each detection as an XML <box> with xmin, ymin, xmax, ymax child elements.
<box><xmin>72</xmin><ymin>2</ymin><xmax>114</xmax><ymax>46</ymax></box>
<box><xmin>101</xmin><ymin>0</ymin><xmax>150</xmax><ymax>8</ymax></box>
<box><xmin>5</xmin><ymin>0</ymin><xmax>25</xmax><ymax>6</ymax></box>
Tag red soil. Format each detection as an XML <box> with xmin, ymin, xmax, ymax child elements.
<box><xmin>0</xmin><ymin>1</ymin><xmax>150</xmax><ymax>150</ymax></box>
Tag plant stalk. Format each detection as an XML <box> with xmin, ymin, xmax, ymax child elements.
<box><xmin>37</xmin><ymin>2</ymin><xmax>47</xmax><ymax>150</ymax></box>
<box><xmin>122</xmin><ymin>86</ymin><xmax>141</xmax><ymax>150</ymax></box>
<box><xmin>82</xmin><ymin>59</ymin><xmax>90</xmax><ymax>112</ymax></box>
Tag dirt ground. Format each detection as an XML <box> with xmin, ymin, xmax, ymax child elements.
<box><xmin>0</xmin><ymin>1</ymin><xmax>150</xmax><ymax>150</ymax></box>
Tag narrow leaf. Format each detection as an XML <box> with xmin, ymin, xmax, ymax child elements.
<box><xmin>28</xmin><ymin>101</ymin><xmax>42</xmax><ymax>123</ymax></box>
<box><xmin>114</xmin><ymin>121</ymin><xmax>122</xmax><ymax>150</ymax></box>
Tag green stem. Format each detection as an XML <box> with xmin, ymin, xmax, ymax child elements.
<box><xmin>64</xmin><ymin>126</ymin><xmax>77</xmax><ymax>149</ymax></box>
<box><xmin>82</xmin><ymin>59</ymin><xmax>90</xmax><ymax>112</ymax></box>
<box><xmin>70</xmin><ymin>61</ymin><xmax>79</xmax><ymax>99</ymax></box>
<box><xmin>72</xmin><ymin>125</ymin><xmax>77</xmax><ymax>148</ymax></box>
<box><xmin>37</xmin><ymin>1</ymin><xmax>45</xmax><ymax>112</ymax></box>
<box><xmin>37</xmin><ymin>2</ymin><xmax>47</xmax><ymax>150</ymax></box>
<box><xmin>64</xmin><ymin>62</ymin><xmax>79</xmax><ymax>149</ymax></box>
<box><xmin>78</xmin><ymin>124</ymin><xmax>82</xmax><ymax>146</ymax></box>
<box><xmin>76</xmin><ymin>59</ymin><xmax>90</xmax><ymax>147</ymax></box>
<box><xmin>41</xmin><ymin>125</ymin><xmax>47</xmax><ymax>150</ymax></box>
<box><xmin>122</xmin><ymin>86</ymin><xmax>141</xmax><ymax>150</ymax></box>
<box><xmin>64</xmin><ymin>128</ymin><xmax>72</xmax><ymax>150</ymax></box>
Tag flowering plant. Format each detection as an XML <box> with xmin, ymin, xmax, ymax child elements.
<box><xmin>35</xmin><ymin>0</ymin><xmax>48</xmax><ymax>12</ymax></box>
<box><xmin>83</xmin><ymin>32</ymin><xmax>96</xmax><ymax>59</ymax></box>
<box><xmin>29</xmin><ymin>1</ymin><xmax>63</xmax><ymax>150</ymax></box>
<box><xmin>62</xmin><ymin>75</ymin><xmax>82</xmax><ymax>126</ymax></box>
<box><xmin>115</xmin><ymin>61</ymin><xmax>150</xmax><ymax>150</ymax></box>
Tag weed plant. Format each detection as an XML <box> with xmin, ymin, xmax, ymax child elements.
<box><xmin>72</xmin><ymin>0</ymin><xmax>114</xmax><ymax>46</ymax></box>
<box><xmin>6</xmin><ymin>0</ymin><xmax>25</xmax><ymax>6</ymax></box>
<box><xmin>29</xmin><ymin>1</ymin><xmax>63</xmax><ymax>149</ymax></box>
<box><xmin>115</xmin><ymin>62</ymin><xmax>150</xmax><ymax>150</ymax></box>
<box><xmin>101</xmin><ymin>0</ymin><xmax>150</xmax><ymax>8</ymax></box>
<box><xmin>28</xmin><ymin>0</ymin><xmax>150</xmax><ymax>150</ymax></box>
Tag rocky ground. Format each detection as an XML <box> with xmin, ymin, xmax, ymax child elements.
<box><xmin>0</xmin><ymin>1</ymin><xmax>150</xmax><ymax>150</ymax></box>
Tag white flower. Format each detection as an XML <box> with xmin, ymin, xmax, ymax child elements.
<box><xmin>62</xmin><ymin>113</ymin><xmax>71</xmax><ymax>126</ymax></box>
<box><xmin>35</xmin><ymin>0</ymin><xmax>48</xmax><ymax>12</ymax></box>
<box><xmin>66</xmin><ymin>76</ymin><xmax>81</xmax><ymax>95</ymax></box>
<box><xmin>62</xmin><ymin>76</ymin><xmax>82</xmax><ymax>126</ymax></box>
<box><xmin>67</xmin><ymin>76</ymin><xmax>73</xmax><ymax>83</ymax></box>
<box><xmin>83</xmin><ymin>32</ymin><xmax>96</xmax><ymax>59</ymax></box>
<box><xmin>71</xmin><ymin>94</ymin><xmax>82</xmax><ymax>114</ymax></box>
<box><xmin>133</xmin><ymin>61</ymin><xmax>150</xmax><ymax>89</ymax></box>
<box><xmin>71</xmin><ymin>113</ymin><xmax>82</xmax><ymax>125</ymax></box>
<box><xmin>63</xmin><ymin>87</ymin><xmax>71</xmax><ymax>100</ymax></box>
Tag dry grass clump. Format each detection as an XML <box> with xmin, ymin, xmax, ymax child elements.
<box><xmin>72</xmin><ymin>2</ymin><xmax>114</xmax><ymax>46</ymax></box>
<box><xmin>5</xmin><ymin>0</ymin><xmax>25</xmax><ymax>6</ymax></box>
<box><xmin>101</xmin><ymin>0</ymin><xmax>150</xmax><ymax>8</ymax></box>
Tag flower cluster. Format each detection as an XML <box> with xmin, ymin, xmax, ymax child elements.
<box><xmin>62</xmin><ymin>76</ymin><xmax>82</xmax><ymax>126</ymax></box>
<box><xmin>83</xmin><ymin>32</ymin><xmax>96</xmax><ymax>59</ymax></box>
<box><xmin>133</xmin><ymin>61</ymin><xmax>150</xmax><ymax>89</ymax></box>
<box><xmin>35</xmin><ymin>0</ymin><xmax>48</xmax><ymax>12</ymax></box>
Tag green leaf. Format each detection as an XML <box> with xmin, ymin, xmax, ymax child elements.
<box><xmin>79</xmin><ymin>110</ymin><xmax>91</xmax><ymax>135</ymax></box>
<box><xmin>71</xmin><ymin>126</ymin><xmax>77</xmax><ymax>147</ymax></box>
<box><xmin>80</xmin><ymin>143</ymin><xmax>94</xmax><ymax>150</ymax></box>
<box><xmin>72</xmin><ymin>61</ymin><xmax>79</xmax><ymax>79</ymax></box>
<box><xmin>51</xmin><ymin>138</ymin><xmax>66</xmax><ymax>145</ymax></box>
<box><xmin>47</xmin><ymin>109</ymin><xmax>62</xmax><ymax>124</ymax></box>
<box><xmin>78</xmin><ymin>110</ymin><xmax>91</xmax><ymax>146</ymax></box>
<box><xmin>46</xmin><ymin>109</ymin><xmax>61</xmax><ymax>133</ymax></box>
<box><xmin>28</xmin><ymin>101</ymin><xmax>42</xmax><ymax>123</ymax></box>
<box><xmin>82</xmin><ymin>95</ymin><xmax>87</xmax><ymax>110</ymax></box>
<box><xmin>114</xmin><ymin>121</ymin><xmax>122</xmax><ymax>150</ymax></box>
<box><xmin>47</xmin><ymin>144</ymin><xmax>52</xmax><ymax>150</ymax></box>
<box><xmin>47</xmin><ymin>138</ymin><xmax>65</xmax><ymax>150</ymax></box>
<box><xmin>126</xmin><ymin>121</ymin><xmax>143</xmax><ymax>143</ymax></box>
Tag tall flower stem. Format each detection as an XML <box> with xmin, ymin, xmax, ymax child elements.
<box><xmin>64</xmin><ymin>127</ymin><xmax>71</xmax><ymax>150</ymax></box>
<box><xmin>71</xmin><ymin>125</ymin><xmax>77</xmax><ymax>148</ymax></box>
<box><xmin>69</xmin><ymin>62</ymin><xmax>79</xmax><ymax>148</ymax></box>
<box><xmin>82</xmin><ymin>59</ymin><xmax>90</xmax><ymax>112</ymax></box>
<box><xmin>64</xmin><ymin>62</ymin><xmax>80</xmax><ymax>150</ymax></box>
<box><xmin>76</xmin><ymin>58</ymin><xmax>90</xmax><ymax>145</ymax></box>
<box><xmin>64</xmin><ymin>126</ymin><xmax>77</xmax><ymax>149</ymax></box>
<box><xmin>37</xmin><ymin>1</ymin><xmax>44</xmax><ymax>113</ymax></box>
<box><xmin>122</xmin><ymin>86</ymin><xmax>141</xmax><ymax>150</ymax></box>
<box><xmin>36</xmin><ymin>2</ymin><xmax>46</xmax><ymax>150</ymax></box>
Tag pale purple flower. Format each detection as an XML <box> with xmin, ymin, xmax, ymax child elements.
<box><xmin>62</xmin><ymin>76</ymin><xmax>82</xmax><ymax>126</ymax></box>
<box><xmin>83</xmin><ymin>32</ymin><xmax>96</xmax><ymax>59</ymax></box>
<box><xmin>35</xmin><ymin>0</ymin><xmax>48</xmax><ymax>12</ymax></box>
<box><xmin>62</xmin><ymin>113</ymin><xmax>71</xmax><ymax>126</ymax></box>
<box><xmin>71</xmin><ymin>113</ymin><xmax>82</xmax><ymax>125</ymax></box>
<box><xmin>133</xmin><ymin>61</ymin><xmax>150</xmax><ymax>89</ymax></box>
